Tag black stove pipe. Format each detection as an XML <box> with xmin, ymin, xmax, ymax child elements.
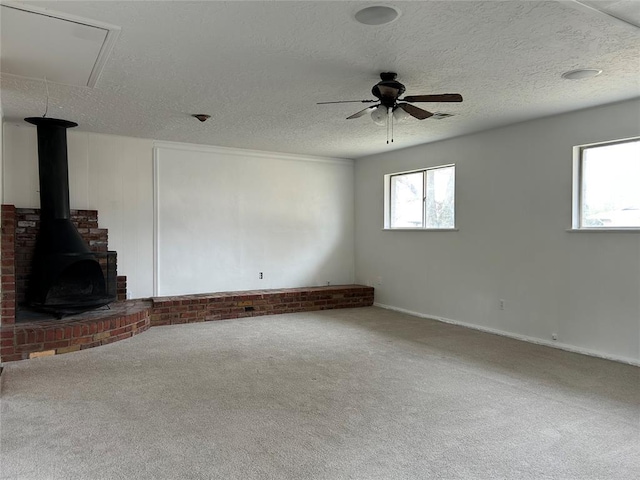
<box><xmin>25</xmin><ymin>117</ymin><xmax>77</xmax><ymax>220</ymax></box>
<box><xmin>25</xmin><ymin>117</ymin><xmax>93</xmax><ymax>256</ymax></box>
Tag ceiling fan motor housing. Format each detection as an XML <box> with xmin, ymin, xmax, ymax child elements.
<box><xmin>372</xmin><ymin>72</ymin><xmax>406</xmax><ymax>108</ymax></box>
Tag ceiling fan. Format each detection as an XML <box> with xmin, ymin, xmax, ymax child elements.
<box><xmin>318</xmin><ymin>72</ymin><xmax>463</xmax><ymax>143</ymax></box>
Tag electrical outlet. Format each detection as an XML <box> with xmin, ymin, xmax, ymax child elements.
<box><xmin>499</xmin><ymin>299</ymin><xmax>505</xmax><ymax>310</ymax></box>
<box><xmin>376</xmin><ymin>276</ymin><xmax>383</xmax><ymax>285</ymax></box>
<box><xmin>552</xmin><ymin>333</ymin><xmax>558</xmax><ymax>341</ymax></box>
<box><xmin>259</xmin><ymin>272</ymin><xmax>263</xmax><ymax>279</ymax></box>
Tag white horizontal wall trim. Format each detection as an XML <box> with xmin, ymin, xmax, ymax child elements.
<box><xmin>373</xmin><ymin>302</ymin><xmax>639</xmax><ymax>367</ymax></box>
<box><xmin>153</xmin><ymin>141</ymin><xmax>353</xmax><ymax>166</ymax></box>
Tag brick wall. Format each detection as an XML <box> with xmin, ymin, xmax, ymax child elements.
<box><xmin>117</xmin><ymin>276</ymin><xmax>127</xmax><ymax>301</ymax></box>
<box><xmin>14</xmin><ymin>208</ymin><xmax>111</xmax><ymax>305</ymax></box>
<box><xmin>1</xmin><ymin>205</ymin><xmax>16</xmax><ymax>326</ymax></box>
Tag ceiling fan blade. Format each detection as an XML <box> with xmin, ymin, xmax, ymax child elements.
<box><xmin>317</xmin><ymin>100</ymin><xmax>377</xmax><ymax>105</ymax></box>
<box><xmin>402</xmin><ymin>94</ymin><xmax>463</xmax><ymax>103</ymax></box>
<box><xmin>346</xmin><ymin>105</ymin><xmax>379</xmax><ymax>119</ymax></box>
<box><xmin>398</xmin><ymin>103</ymin><xmax>433</xmax><ymax>120</ymax></box>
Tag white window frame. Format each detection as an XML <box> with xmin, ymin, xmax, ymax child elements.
<box><xmin>383</xmin><ymin>164</ymin><xmax>457</xmax><ymax>231</ymax></box>
<box><xmin>571</xmin><ymin>136</ymin><xmax>640</xmax><ymax>231</ymax></box>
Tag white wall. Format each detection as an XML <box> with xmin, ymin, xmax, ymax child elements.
<box><xmin>2</xmin><ymin>125</ymin><xmax>354</xmax><ymax>299</ymax></box>
<box><xmin>355</xmin><ymin>99</ymin><xmax>640</xmax><ymax>364</ymax></box>
<box><xmin>154</xmin><ymin>143</ymin><xmax>354</xmax><ymax>296</ymax></box>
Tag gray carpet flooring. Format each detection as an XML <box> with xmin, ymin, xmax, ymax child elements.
<box><xmin>1</xmin><ymin>307</ymin><xmax>638</xmax><ymax>479</ymax></box>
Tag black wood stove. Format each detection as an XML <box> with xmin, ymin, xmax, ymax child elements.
<box><xmin>25</xmin><ymin>117</ymin><xmax>116</xmax><ymax>316</ymax></box>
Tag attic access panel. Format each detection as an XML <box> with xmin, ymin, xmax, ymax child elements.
<box><xmin>0</xmin><ymin>3</ymin><xmax>120</xmax><ymax>87</ymax></box>
<box><xmin>571</xmin><ymin>0</ymin><xmax>640</xmax><ymax>28</ymax></box>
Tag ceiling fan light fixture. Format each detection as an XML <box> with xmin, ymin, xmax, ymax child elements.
<box><xmin>371</xmin><ymin>105</ymin><xmax>388</xmax><ymax>126</ymax></box>
<box><xmin>354</xmin><ymin>6</ymin><xmax>400</xmax><ymax>25</ymax></box>
<box><xmin>561</xmin><ymin>68</ymin><xmax>602</xmax><ymax>80</ymax></box>
<box><xmin>393</xmin><ymin>107</ymin><xmax>411</xmax><ymax>123</ymax></box>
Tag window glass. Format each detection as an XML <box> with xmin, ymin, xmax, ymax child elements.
<box><xmin>390</xmin><ymin>172</ymin><xmax>423</xmax><ymax>228</ymax></box>
<box><xmin>386</xmin><ymin>165</ymin><xmax>455</xmax><ymax>230</ymax></box>
<box><xmin>580</xmin><ymin>139</ymin><xmax>640</xmax><ymax>228</ymax></box>
<box><xmin>426</xmin><ymin>166</ymin><xmax>455</xmax><ymax>228</ymax></box>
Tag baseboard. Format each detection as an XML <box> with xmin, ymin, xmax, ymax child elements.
<box><xmin>373</xmin><ymin>302</ymin><xmax>639</xmax><ymax>367</ymax></box>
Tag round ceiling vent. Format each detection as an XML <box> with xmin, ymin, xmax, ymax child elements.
<box><xmin>354</xmin><ymin>6</ymin><xmax>400</xmax><ymax>25</ymax></box>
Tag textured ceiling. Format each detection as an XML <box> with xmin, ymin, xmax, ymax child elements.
<box><xmin>1</xmin><ymin>0</ymin><xmax>639</xmax><ymax>159</ymax></box>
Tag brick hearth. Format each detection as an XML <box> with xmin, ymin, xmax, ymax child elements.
<box><xmin>0</xmin><ymin>301</ymin><xmax>152</xmax><ymax>362</ymax></box>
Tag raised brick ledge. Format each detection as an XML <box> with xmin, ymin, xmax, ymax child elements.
<box><xmin>150</xmin><ymin>284</ymin><xmax>374</xmax><ymax>326</ymax></box>
<box><xmin>0</xmin><ymin>300</ymin><xmax>152</xmax><ymax>362</ymax></box>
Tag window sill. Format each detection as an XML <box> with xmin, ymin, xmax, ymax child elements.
<box><xmin>383</xmin><ymin>228</ymin><xmax>459</xmax><ymax>232</ymax></box>
<box><xmin>566</xmin><ymin>228</ymin><xmax>640</xmax><ymax>233</ymax></box>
